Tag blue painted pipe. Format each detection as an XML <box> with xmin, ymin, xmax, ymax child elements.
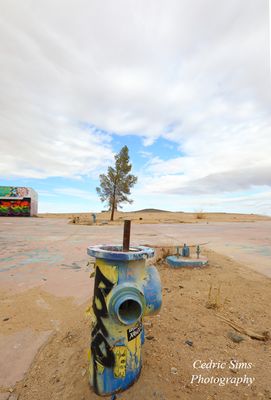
<box><xmin>182</xmin><ymin>243</ymin><xmax>190</xmax><ymax>257</ymax></box>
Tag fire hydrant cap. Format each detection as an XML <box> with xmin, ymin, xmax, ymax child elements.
<box><xmin>87</xmin><ymin>245</ymin><xmax>154</xmax><ymax>261</ymax></box>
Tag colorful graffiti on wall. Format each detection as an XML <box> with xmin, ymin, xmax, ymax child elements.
<box><xmin>0</xmin><ymin>199</ymin><xmax>31</xmax><ymax>216</ymax></box>
<box><xmin>0</xmin><ymin>186</ymin><xmax>30</xmax><ymax>198</ymax></box>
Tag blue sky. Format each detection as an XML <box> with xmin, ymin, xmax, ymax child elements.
<box><xmin>1</xmin><ymin>134</ymin><xmax>185</xmax><ymax>213</ymax></box>
<box><xmin>0</xmin><ymin>1</ymin><xmax>270</xmax><ymax>215</ymax></box>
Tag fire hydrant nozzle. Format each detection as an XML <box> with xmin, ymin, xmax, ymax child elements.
<box><xmin>87</xmin><ymin>244</ymin><xmax>161</xmax><ymax>396</ymax></box>
<box><xmin>108</xmin><ymin>284</ymin><xmax>145</xmax><ymax>325</ymax></box>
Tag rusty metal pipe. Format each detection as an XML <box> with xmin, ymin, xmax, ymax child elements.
<box><xmin>122</xmin><ymin>220</ymin><xmax>131</xmax><ymax>251</ymax></box>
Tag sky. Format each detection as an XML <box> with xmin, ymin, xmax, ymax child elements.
<box><xmin>0</xmin><ymin>0</ymin><xmax>271</xmax><ymax>215</ymax></box>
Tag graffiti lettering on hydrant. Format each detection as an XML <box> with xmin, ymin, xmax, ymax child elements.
<box><xmin>91</xmin><ymin>265</ymin><xmax>115</xmax><ymax>391</ymax></box>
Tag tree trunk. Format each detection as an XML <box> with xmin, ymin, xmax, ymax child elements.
<box><xmin>110</xmin><ymin>201</ymin><xmax>115</xmax><ymax>221</ymax></box>
<box><xmin>110</xmin><ymin>186</ymin><xmax>116</xmax><ymax>221</ymax></box>
<box><xmin>110</xmin><ymin>179</ymin><xmax>118</xmax><ymax>221</ymax></box>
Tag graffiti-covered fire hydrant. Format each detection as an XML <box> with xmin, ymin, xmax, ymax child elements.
<box><xmin>87</xmin><ymin>221</ymin><xmax>162</xmax><ymax>396</ymax></box>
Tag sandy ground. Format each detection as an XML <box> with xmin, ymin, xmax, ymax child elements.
<box><xmin>0</xmin><ymin>212</ymin><xmax>271</xmax><ymax>400</ymax></box>
<box><xmin>39</xmin><ymin>210</ymin><xmax>271</xmax><ymax>225</ymax></box>
<box><xmin>3</xmin><ymin>249</ymin><xmax>271</xmax><ymax>400</ymax></box>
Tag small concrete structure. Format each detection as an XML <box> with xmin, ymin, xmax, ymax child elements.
<box><xmin>166</xmin><ymin>255</ymin><xmax>208</xmax><ymax>268</ymax></box>
<box><xmin>166</xmin><ymin>244</ymin><xmax>208</xmax><ymax>268</ymax></box>
<box><xmin>0</xmin><ymin>186</ymin><xmax>38</xmax><ymax>216</ymax></box>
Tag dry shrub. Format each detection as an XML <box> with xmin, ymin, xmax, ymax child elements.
<box><xmin>206</xmin><ymin>283</ymin><xmax>222</xmax><ymax>309</ymax></box>
<box><xmin>195</xmin><ymin>209</ymin><xmax>205</xmax><ymax>219</ymax></box>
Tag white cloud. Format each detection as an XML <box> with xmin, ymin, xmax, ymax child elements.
<box><xmin>139</xmin><ymin>150</ymin><xmax>153</xmax><ymax>159</ymax></box>
<box><xmin>54</xmin><ymin>187</ymin><xmax>96</xmax><ymax>201</ymax></box>
<box><xmin>0</xmin><ymin>0</ymin><xmax>270</xmax><ymax>201</ymax></box>
<box><xmin>38</xmin><ymin>201</ymin><xmax>92</xmax><ymax>214</ymax></box>
<box><xmin>127</xmin><ymin>188</ymin><xmax>271</xmax><ymax>216</ymax></box>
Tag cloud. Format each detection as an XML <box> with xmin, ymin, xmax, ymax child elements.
<box><xmin>174</xmin><ymin>167</ymin><xmax>271</xmax><ymax>195</ymax></box>
<box><xmin>194</xmin><ymin>190</ymin><xmax>271</xmax><ymax>215</ymax></box>
<box><xmin>0</xmin><ymin>114</ymin><xmax>114</xmax><ymax>178</ymax></box>
<box><xmin>141</xmin><ymin>158</ymin><xmax>271</xmax><ymax>196</ymax></box>
<box><xmin>54</xmin><ymin>187</ymin><xmax>96</xmax><ymax>200</ymax></box>
<box><xmin>0</xmin><ymin>0</ymin><xmax>270</xmax><ymax>199</ymax></box>
<box><xmin>139</xmin><ymin>150</ymin><xmax>153</xmax><ymax>159</ymax></box>
<box><xmin>128</xmin><ymin>188</ymin><xmax>271</xmax><ymax>215</ymax></box>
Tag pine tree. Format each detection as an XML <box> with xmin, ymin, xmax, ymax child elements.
<box><xmin>96</xmin><ymin>146</ymin><xmax>137</xmax><ymax>221</ymax></box>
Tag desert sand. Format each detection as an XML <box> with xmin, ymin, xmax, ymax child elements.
<box><xmin>39</xmin><ymin>209</ymin><xmax>271</xmax><ymax>225</ymax></box>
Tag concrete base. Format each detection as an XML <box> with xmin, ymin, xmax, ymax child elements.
<box><xmin>166</xmin><ymin>255</ymin><xmax>208</xmax><ymax>268</ymax></box>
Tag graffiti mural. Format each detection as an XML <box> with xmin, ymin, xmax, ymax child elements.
<box><xmin>0</xmin><ymin>199</ymin><xmax>31</xmax><ymax>216</ymax></box>
<box><xmin>0</xmin><ymin>186</ymin><xmax>38</xmax><ymax>216</ymax></box>
<box><xmin>0</xmin><ymin>186</ymin><xmax>30</xmax><ymax>198</ymax></box>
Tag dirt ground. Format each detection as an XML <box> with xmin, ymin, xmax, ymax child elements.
<box><xmin>5</xmin><ymin>248</ymin><xmax>271</xmax><ymax>400</ymax></box>
<box><xmin>38</xmin><ymin>210</ymin><xmax>271</xmax><ymax>225</ymax></box>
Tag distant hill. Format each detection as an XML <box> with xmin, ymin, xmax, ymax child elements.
<box><xmin>133</xmin><ymin>208</ymin><xmax>172</xmax><ymax>213</ymax></box>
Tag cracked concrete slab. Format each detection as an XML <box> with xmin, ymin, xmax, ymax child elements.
<box><xmin>0</xmin><ymin>329</ymin><xmax>52</xmax><ymax>387</ymax></box>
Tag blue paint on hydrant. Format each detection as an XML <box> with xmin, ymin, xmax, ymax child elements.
<box><xmin>87</xmin><ymin>245</ymin><xmax>162</xmax><ymax>396</ymax></box>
